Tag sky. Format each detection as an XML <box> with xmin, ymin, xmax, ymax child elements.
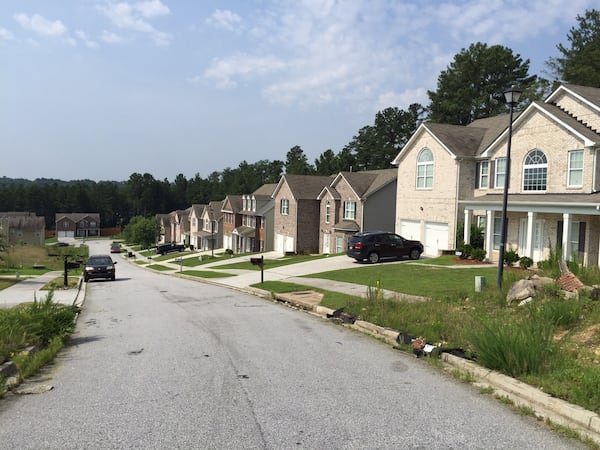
<box><xmin>1</xmin><ymin>0</ymin><xmax>597</xmax><ymax>183</ymax></box>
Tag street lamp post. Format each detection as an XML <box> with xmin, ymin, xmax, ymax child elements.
<box><xmin>497</xmin><ymin>86</ymin><xmax>522</xmax><ymax>289</ymax></box>
<box><xmin>210</xmin><ymin>207</ymin><xmax>214</xmax><ymax>258</ymax></box>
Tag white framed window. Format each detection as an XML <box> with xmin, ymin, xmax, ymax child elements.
<box><xmin>251</xmin><ymin>196</ymin><xmax>256</xmax><ymax>211</ymax></box>
<box><xmin>523</xmin><ymin>149</ymin><xmax>547</xmax><ymax>191</ymax></box>
<box><xmin>416</xmin><ymin>148</ymin><xmax>434</xmax><ymax>188</ymax></box>
<box><xmin>568</xmin><ymin>150</ymin><xmax>584</xmax><ymax>187</ymax></box>
<box><xmin>325</xmin><ymin>202</ymin><xmax>331</xmax><ymax>224</ymax></box>
<box><xmin>344</xmin><ymin>200</ymin><xmax>356</xmax><ymax>220</ymax></box>
<box><xmin>477</xmin><ymin>216</ymin><xmax>486</xmax><ymax>233</ymax></box>
<box><xmin>495</xmin><ymin>157</ymin><xmax>506</xmax><ymax>188</ymax></box>
<box><xmin>479</xmin><ymin>161</ymin><xmax>489</xmax><ymax>188</ymax></box>
<box><xmin>280</xmin><ymin>199</ymin><xmax>289</xmax><ymax>215</ymax></box>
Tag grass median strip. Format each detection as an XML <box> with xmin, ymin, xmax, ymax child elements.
<box><xmin>180</xmin><ymin>270</ymin><xmax>235</xmax><ymax>278</ymax></box>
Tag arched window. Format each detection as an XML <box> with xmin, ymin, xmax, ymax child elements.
<box><xmin>416</xmin><ymin>148</ymin><xmax>434</xmax><ymax>188</ymax></box>
<box><xmin>523</xmin><ymin>149</ymin><xmax>547</xmax><ymax>191</ymax></box>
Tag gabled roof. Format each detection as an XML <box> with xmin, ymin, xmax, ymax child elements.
<box><xmin>547</xmin><ymin>84</ymin><xmax>600</xmax><ymax>113</ymax></box>
<box><xmin>317</xmin><ymin>185</ymin><xmax>341</xmax><ymax>201</ymax></box>
<box><xmin>208</xmin><ymin>200</ymin><xmax>224</xmax><ymax>220</ymax></box>
<box><xmin>189</xmin><ymin>204</ymin><xmax>206</xmax><ymax>218</ymax></box>
<box><xmin>271</xmin><ymin>174</ymin><xmax>333</xmax><ymax>200</ymax></box>
<box><xmin>222</xmin><ymin>194</ymin><xmax>243</xmax><ymax>213</ymax></box>
<box><xmin>55</xmin><ymin>213</ymin><xmax>100</xmax><ymax>223</ymax></box>
<box><xmin>252</xmin><ymin>183</ymin><xmax>277</xmax><ymax>198</ymax></box>
<box><xmin>333</xmin><ymin>168</ymin><xmax>397</xmax><ymax>200</ymax></box>
<box><xmin>4</xmin><ymin>215</ymin><xmax>45</xmax><ymax>231</ymax></box>
<box><xmin>482</xmin><ymin>101</ymin><xmax>600</xmax><ymax>157</ymax></box>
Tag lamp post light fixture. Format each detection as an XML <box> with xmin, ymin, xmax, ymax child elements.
<box><xmin>210</xmin><ymin>207</ymin><xmax>215</xmax><ymax>258</ymax></box>
<box><xmin>497</xmin><ymin>85</ymin><xmax>522</xmax><ymax>289</ymax></box>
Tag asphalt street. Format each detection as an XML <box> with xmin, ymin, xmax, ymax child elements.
<box><xmin>0</xmin><ymin>240</ymin><xmax>586</xmax><ymax>449</ymax></box>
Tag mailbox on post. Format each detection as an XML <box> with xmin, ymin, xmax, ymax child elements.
<box><xmin>64</xmin><ymin>256</ymin><xmax>81</xmax><ymax>287</ymax></box>
<box><xmin>250</xmin><ymin>256</ymin><xmax>264</xmax><ymax>283</ymax></box>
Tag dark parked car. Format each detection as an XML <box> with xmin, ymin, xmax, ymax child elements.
<box><xmin>156</xmin><ymin>243</ymin><xmax>185</xmax><ymax>255</ymax></box>
<box><xmin>346</xmin><ymin>231</ymin><xmax>423</xmax><ymax>263</ymax></box>
<box><xmin>84</xmin><ymin>254</ymin><xmax>117</xmax><ymax>282</ymax></box>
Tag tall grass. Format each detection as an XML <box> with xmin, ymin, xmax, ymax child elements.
<box><xmin>469</xmin><ymin>315</ymin><xmax>556</xmax><ymax>377</ymax></box>
<box><xmin>0</xmin><ymin>291</ymin><xmax>76</xmax><ymax>363</ymax></box>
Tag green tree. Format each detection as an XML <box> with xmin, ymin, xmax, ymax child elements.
<box><xmin>285</xmin><ymin>145</ymin><xmax>315</xmax><ymax>175</ymax></box>
<box><xmin>343</xmin><ymin>104</ymin><xmax>424</xmax><ymax>170</ymax></box>
<box><xmin>123</xmin><ymin>216</ymin><xmax>160</xmax><ymax>248</ymax></box>
<box><xmin>547</xmin><ymin>9</ymin><xmax>600</xmax><ymax>87</ymax></box>
<box><xmin>428</xmin><ymin>42</ymin><xmax>537</xmax><ymax>125</ymax></box>
<box><xmin>314</xmin><ymin>149</ymin><xmax>340</xmax><ymax>175</ymax></box>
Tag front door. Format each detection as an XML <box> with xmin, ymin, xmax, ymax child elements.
<box><xmin>519</xmin><ymin>219</ymin><xmax>544</xmax><ymax>261</ymax></box>
<box><xmin>323</xmin><ymin>233</ymin><xmax>331</xmax><ymax>254</ymax></box>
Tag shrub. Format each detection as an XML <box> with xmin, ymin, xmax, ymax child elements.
<box><xmin>461</xmin><ymin>244</ymin><xmax>473</xmax><ymax>259</ymax></box>
<box><xmin>225</xmin><ymin>249</ymin><xmax>234</xmax><ymax>255</ymax></box>
<box><xmin>471</xmin><ymin>248</ymin><xmax>486</xmax><ymax>261</ymax></box>
<box><xmin>504</xmin><ymin>249</ymin><xmax>520</xmax><ymax>266</ymax></box>
<box><xmin>518</xmin><ymin>256</ymin><xmax>533</xmax><ymax>269</ymax></box>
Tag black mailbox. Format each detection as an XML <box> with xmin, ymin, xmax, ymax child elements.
<box><xmin>250</xmin><ymin>257</ymin><xmax>263</xmax><ymax>266</ymax></box>
<box><xmin>66</xmin><ymin>261</ymin><xmax>81</xmax><ymax>269</ymax></box>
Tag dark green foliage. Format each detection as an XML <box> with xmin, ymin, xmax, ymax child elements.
<box><xmin>428</xmin><ymin>42</ymin><xmax>536</xmax><ymax>125</ymax></box>
<box><xmin>504</xmin><ymin>249</ymin><xmax>520</xmax><ymax>266</ymax></box>
<box><xmin>285</xmin><ymin>146</ymin><xmax>315</xmax><ymax>175</ymax></box>
<box><xmin>471</xmin><ymin>248</ymin><xmax>486</xmax><ymax>261</ymax></box>
<box><xmin>519</xmin><ymin>256</ymin><xmax>533</xmax><ymax>269</ymax></box>
<box><xmin>548</xmin><ymin>9</ymin><xmax>600</xmax><ymax>87</ymax></box>
<box><xmin>123</xmin><ymin>216</ymin><xmax>160</xmax><ymax>249</ymax></box>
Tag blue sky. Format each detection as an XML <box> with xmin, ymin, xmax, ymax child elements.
<box><xmin>1</xmin><ymin>0</ymin><xmax>597</xmax><ymax>182</ymax></box>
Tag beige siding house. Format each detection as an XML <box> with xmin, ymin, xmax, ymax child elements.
<box><xmin>393</xmin><ymin>83</ymin><xmax>600</xmax><ymax>264</ymax></box>
<box><xmin>0</xmin><ymin>212</ymin><xmax>45</xmax><ymax>246</ymax></box>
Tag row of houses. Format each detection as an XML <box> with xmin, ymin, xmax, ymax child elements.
<box><xmin>160</xmin><ymin>83</ymin><xmax>600</xmax><ymax>267</ymax></box>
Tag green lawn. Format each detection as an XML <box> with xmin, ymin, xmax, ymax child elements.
<box><xmin>147</xmin><ymin>264</ymin><xmax>173</xmax><ymax>271</ymax></box>
<box><xmin>180</xmin><ymin>270</ymin><xmax>235</xmax><ymax>278</ymax></box>
<box><xmin>303</xmin><ymin>261</ymin><xmax>511</xmax><ymax>299</ymax></box>
<box><xmin>213</xmin><ymin>253</ymin><xmax>335</xmax><ymax>271</ymax></box>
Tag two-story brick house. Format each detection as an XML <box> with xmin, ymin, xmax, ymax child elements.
<box><xmin>221</xmin><ymin>194</ymin><xmax>243</xmax><ymax>253</ymax></box>
<box><xmin>393</xmin><ymin>83</ymin><xmax>600</xmax><ymax>264</ymax></box>
<box><xmin>55</xmin><ymin>213</ymin><xmax>100</xmax><ymax>238</ymax></box>
<box><xmin>199</xmin><ymin>200</ymin><xmax>223</xmax><ymax>253</ymax></box>
<box><xmin>272</xmin><ymin>175</ymin><xmax>332</xmax><ymax>255</ymax></box>
<box><xmin>317</xmin><ymin>169</ymin><xmax>397</xmax><ymax>254</ymax></box>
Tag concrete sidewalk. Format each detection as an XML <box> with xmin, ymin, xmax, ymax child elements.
<box><xmin>0</xmin><ymin>271</ymin><xmax>85</xmax><ymax>309</ymax></box>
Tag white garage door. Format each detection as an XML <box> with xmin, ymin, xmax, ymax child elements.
<box><xmin>57</xmin><ymin>231</ymin><xmax>74</xmax><ymax>238</ymax></box>
<box><xmin>424</xmin><ymin>222</ymin><xmax>448</xmax><ymax>257</ymax></box>
<box><xmin>400</xmin><ymin>220</ymin><xmax>420</xmax><ymax>241</ymax></box>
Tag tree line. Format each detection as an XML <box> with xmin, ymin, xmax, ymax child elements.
<box><xmin>1</xmin><ymin>9</ymin><xmax>598</xmax><ymax>229</ymax></box>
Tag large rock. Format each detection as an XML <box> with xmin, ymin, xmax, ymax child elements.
<box><xmin>507</xmin><ymin>279</ymin><xmax>537</xmax><ymax>305</ymax></box>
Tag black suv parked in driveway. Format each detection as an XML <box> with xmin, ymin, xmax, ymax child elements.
<box><xmin>346</xmin><ymin>231</ymin><xmax>424</xmax><ymax>263</ymax></box>
<box><xmin>156</xmin><ymin>243</ymin><xmax>185</xmax><ymax>255</ymax></box>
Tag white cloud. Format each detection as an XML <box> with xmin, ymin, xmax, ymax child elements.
<box><xmin>76</xmin><ymin>30</ymin><xmax>99</xmax><ymax>48</ymax></box>
<box><xmin>100</xmin><ymin>30</ymin><xmax>124</xmax><ymax>44</ymax></box>
<box><xmin>0</xmin><ymin>26</ymin><xmax>14</xmax><ymax>41</ymax></box>
<box><xmin>13</xmin><ymin>13</ymin><xmax>67</xmax><ymax>37</ymax></box>
<box><xmin>97</xmin><ymin>1</ymin><xmax>172</xmax><ymax>46</ymax></box>
<box><xmin>206</xmin><ymin>9</ymin><xmax>243</xmax><ymax>32</ymax></box>
<box><xmin>205</xmin><ymin>54</ymin><xmax>287</xmax><ymax>88</ymax></box>
<box><xmin>134</xmin><ymin>0</ymin><xmax>170</xmax><ymax>18</ymax></box>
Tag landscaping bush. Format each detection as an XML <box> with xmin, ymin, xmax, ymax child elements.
<box><xmin>470</xmin><ymin>248</ymin><xmax>486</xmax><ymax>261</ymax></box>
<box><xmin>504</xmin><ymin>249</ymin><xmax>520</xmax><ymax>266</ymax></box>
<box><xmin>518</xmin><ymin>256</ymin><xmax>533</xmax><ymax>269</ymax></box>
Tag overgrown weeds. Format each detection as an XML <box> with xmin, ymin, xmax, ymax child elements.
<box><xmin>0</xmin><ymin>291</ymin><xmax>76</xmax><ymax>364</ymax></box>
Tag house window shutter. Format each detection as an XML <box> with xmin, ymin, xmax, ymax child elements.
<box><xmin>579</xmin><ymin>222</ymin><xmax>586</xmax><ymax>254</ymax></box>
<box><xmin>475</xmin><ymin>162</ymin><xmax>480</xmax><ymax>188</ymax></box>
<box><xmin>556</xmin><ymin>221</ymin><xmax>563</xmax><ymax>248</ymax></box>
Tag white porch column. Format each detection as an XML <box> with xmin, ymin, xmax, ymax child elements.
<box><xmin>485</xmin><ymin>209</ymin><xmax>494</xmax><ymax>260</ymax></box>
<box><xmin>562</xmin><ymin>213</ymin><xmax>572</xmax><ymax>261</ymax></box>
<box><xmin>463</xmin><ymin>209</ymin><xmax>472</xmax><ymax>244</ymax></box>
<box><xmin>525</xmin><ymin>211</ymin><xmax>535</xmax><ymax>259</ymax></box>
